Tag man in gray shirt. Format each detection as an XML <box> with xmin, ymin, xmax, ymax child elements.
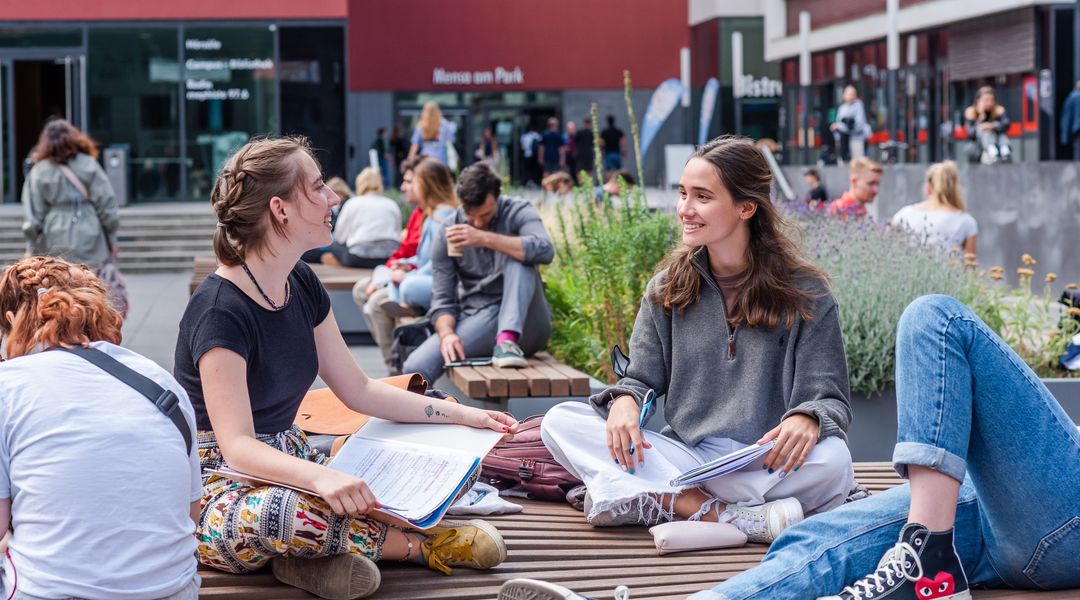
<box><xmin>403</xmin><ymin>162</ymin><xmax>554</xmax><ymax>384</ymax></box>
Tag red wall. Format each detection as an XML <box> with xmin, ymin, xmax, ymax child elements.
<box><xmin>1</xmin><ymin>0</ymin><xmax>346</xmax><ymax>21</ymax></box>
<box><xmin>347</xmin><ymin>0</ymin><xmax>689</xmax><ymax>92</ymax></box>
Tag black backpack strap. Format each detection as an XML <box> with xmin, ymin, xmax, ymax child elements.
<box><xmin>57</xmin><ymin>346</ymin><xmax>193</xmax><ymax>454</ymax></box>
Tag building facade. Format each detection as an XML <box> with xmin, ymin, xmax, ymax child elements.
<box><xmin>757</xmin><ymin>0</ymin><xmax>1080</xmax><ymax>164</ymax></box>
<box><xmin>0</xmin><ymin>1</ymin><xmax>347</xmax><ymax>204</ymax></box>
<box><xmin>344</xmin><ymin>0</ymin><xmax>689</xmax><ymax>187</ymax></box>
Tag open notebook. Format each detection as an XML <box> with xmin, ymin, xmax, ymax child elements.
<box><xmin>669</xmin><ymin>439</ymin><xmax>777</xmax><ymax>487</ymax></box>
<box><xmin>208</xmin><ymin>417</ymin><xmax>503</xmax><ymax>530</ymax></box>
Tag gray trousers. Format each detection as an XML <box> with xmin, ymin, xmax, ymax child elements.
<box><xmin>403</xmin><ymin>259</ymin><xmax>552</xmax><ymax>385</ymax></box>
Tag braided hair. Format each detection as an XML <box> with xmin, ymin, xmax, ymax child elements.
<box><xmin>0</xmin><ymin>256</ymin><xmax>122</xmax><ymax>358</ymax></box>
<box><xmin>211</xmin><ymin>136</ymin><xmax>316</xmax><ymax>266</ymax></box>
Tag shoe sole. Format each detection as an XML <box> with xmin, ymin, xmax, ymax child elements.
<box><xmin>765</xmin><ymin>497</ymin><xmax>804</xmax><ymax>543</ymax></box>
<box><xmin>379</xmin><ymin>301</ymin><xmax>418</xmax><ymax>319</ymax></box>
<box><xmin>272</xmin><ymin>554</ymin><xmax>381</xmax><ymax>599</ymax></box>
<box><xmin>492</xmin><ymin>356</ymin><xmax>528</xmax><ymax>368</ymax></box>
<box><xmin>499</xmin><ymin>579</ymin><xmax>579</xmax><ymax>600</ymax></box>
<box><xmin>817</xmin><ymin>591</ymin><xmax>971</xmax><ymax>600</ymax></box>
<box><xmin>438</xmin><ymin>518</ymin><xmax>509</xmax><ymax>567</ymax></box>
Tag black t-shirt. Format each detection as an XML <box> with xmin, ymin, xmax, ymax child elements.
<box><xmin>573</xmin><ymin>129</ymin><xmax>595</xmax><ymax>164</ymax></box>
<box><xmin>601</xmin><ymin>126</ymin><xmax>624</xmax><ymax>153</ymax></box>
<box><xmin>174</xmin><ymin>261</ymin><xmax>332</xmax><ymax>434</ymax></box>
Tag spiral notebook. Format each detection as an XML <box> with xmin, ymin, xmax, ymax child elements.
<box><xmin>669</xmin><ymin>440</ymin><xmax>777</xmax><ymax>487</ymax></box>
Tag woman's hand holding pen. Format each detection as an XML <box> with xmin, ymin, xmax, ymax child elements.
<box><xmin>312</xmin><ymin>468</ymin><xmax>381</xmax><ymax>517</ymax></box>
<box><xmin>458</xmin><ymin>406</ymin><xmax>519</xmax><ymax>439</ymax></box>
<box><xmin>606</xmin><ymin>395</ymin><xmax>650</xmax><ymax>473</ymax></box>
<box><xmin>757</xmin><ymin>413</ymin><xmax>820</xmax><ymax>476</ymax></box>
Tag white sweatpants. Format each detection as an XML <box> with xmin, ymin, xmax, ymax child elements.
<box><xmin>540</xmin><ymin>402</ymin><xmax>855</xmax><ymax>524</ymax></box>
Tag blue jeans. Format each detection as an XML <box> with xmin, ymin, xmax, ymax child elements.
<box><xmin>603</xmin><ymin>151</ymin><xmax>622</xmax><ymax>171</ymax></box>
<box><xmin>692</xmin><ymin>295</ymin><xmax>1080</xmax><ymax>599</ymax></box>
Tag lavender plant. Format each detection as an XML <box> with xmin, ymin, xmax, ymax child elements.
<box><xmin>786</xmin><ymin>204</ymin><xmax>988</xmax><ymax>394</ymax></box>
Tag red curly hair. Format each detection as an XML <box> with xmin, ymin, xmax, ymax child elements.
<box><xmin>0</xmin><ymin>256</ymin><xmax>122</xmax><ymax>359</ymax></box>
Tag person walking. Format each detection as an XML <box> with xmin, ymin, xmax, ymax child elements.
<box><xmin>539</xmin><ymin>117</ymin><xmax>566</xmax><ymax>178</ymax></box>
<box><xmin>573</xmin><ymin>117</ymin><xmax>597</xmax><ymax>181</ymax></box>
<box><xmin>407</xmin><ymin>101</ymin><xmax>457</xmax><ymax>166</ymax></box>
<box><xmin>21</xmin><ymin>120</ymin><xmax>119</xmax><ymax>280</ymax></box>
<box><xmin>371</xmin><ymin>127</ymin><xmax>392</xmax><ymax>189</ymax></box>
<box><xmin>601</xmin><ymin>116</ymin><xmax>626</xmax><ymax>172</ymax></box>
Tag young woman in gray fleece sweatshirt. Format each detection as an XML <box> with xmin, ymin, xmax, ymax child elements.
<box><xmin>541</xmin><ymin>136</ymin><xmax>854</xmax><ymax>545</ymax></box>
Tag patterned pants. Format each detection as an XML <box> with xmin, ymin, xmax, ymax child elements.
<box><xmin>195</xmin><ymin>425</ymin><xmax>389</xmax><ymax>574</ymax></box>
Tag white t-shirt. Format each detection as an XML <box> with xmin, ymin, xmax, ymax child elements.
<box><xmin>334</xmin><ymin>193</ymin><xmax>402</xmax><ymax>252</ymax></box>
<box><xmin>0</xmin><ymin>342</ymin><xmax>200</xmax><ymax>600</ymax></box>
<box><xmin>891</xmin><ymin>205</ymin><xmax>978</xmax><ymax>251</ymax></box>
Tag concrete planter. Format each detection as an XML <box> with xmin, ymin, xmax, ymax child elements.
<box><xmin>848</xmin><ymin>378</ymin><xmax>1080</xmax><ymax>462</ymax></box>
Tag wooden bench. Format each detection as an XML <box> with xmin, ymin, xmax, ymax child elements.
<box><xmin>189</xmin><ymin>257</ymin><xmax>373</xmax><ymax>335</ymax></box>
<box><xmin>447</xmin><ymin>352</ymin><xmax>593</xmax><ymax>400</ymax></box>
<box><xmin>195</xmin><ymin>463</ymin><xmax>1060</xmax><ymax>599</ymax></box>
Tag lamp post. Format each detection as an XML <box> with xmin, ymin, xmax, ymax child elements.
<box><xmin>732</xmin><ymin>31</ymin><xmax>744</xmax><ymax>136</ymax></box>
<box><xmin>886</xmin><ymin>0</ymin><xmax>900</xmax><ymax>161</ymax></box>
<box><xmin>799</xmin><ymin>11</ymin><xmax>811</xmax><ymax>164</ymax></box>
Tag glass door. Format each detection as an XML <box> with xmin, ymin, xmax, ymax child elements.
<box><xmin>6</xmin><ymin>54</ymin><xmax>85</xmax><ymax>201</ymax></box>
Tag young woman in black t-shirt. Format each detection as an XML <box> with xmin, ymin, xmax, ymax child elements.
<box><xmin>176</xmin><ymin>137</ymin><xmax>518</xmax><ymax>599</ymax></box>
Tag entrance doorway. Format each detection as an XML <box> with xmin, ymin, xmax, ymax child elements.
<box><xmin>1</xmin><ymin>55</ymin><xmax>84</xmax><ymax>203</ymax></box>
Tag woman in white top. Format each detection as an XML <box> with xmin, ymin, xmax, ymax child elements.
<box><xmin>891</xmin><ymin>160</ymin><xmax>978</xmax><ymax>256</ymax></box>
<box><xmin>314</xmin><ymin>167</ymin><xmax>401</xmax><ymax>268</ymax></box>
<box><xmin>0</xmin><ymin>256</ymin><xmax>200</xmax><ymax>600</ymax></box>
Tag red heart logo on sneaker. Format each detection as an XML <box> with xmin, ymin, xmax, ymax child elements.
<box><xmin>915</xmin><ymin>572</ymin><xmax>955</xmax><ymax>598</ymax></box>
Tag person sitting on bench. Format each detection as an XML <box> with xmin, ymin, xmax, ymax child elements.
<box><xmin>404</xmin><ymin>162</ymin><xmax>554</xmax><ymax>382</ymax></box>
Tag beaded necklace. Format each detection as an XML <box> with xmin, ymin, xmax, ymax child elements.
<box><xmin>239</xmin><ymin>262</ymin><xmax>291</xmax><ymax>311</ymax></box>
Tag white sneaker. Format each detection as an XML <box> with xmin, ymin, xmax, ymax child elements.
<box><xmin>724</xmin><ymin>497</ymin><xmax>804</xmax><ymax>544</ymax></box>
<box><xmin>498</xmin><ymin>579</ymin><xmax>630</xmax><ymax>600</ymax></box>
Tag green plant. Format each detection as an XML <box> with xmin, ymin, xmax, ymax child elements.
<box><xmin>543</xmin><ymin>75</ymin><xmax>678</xmax><ymax>382</ymax></box>
<box><xmin>980</xmin><ymin>256</ymin><xmax>1079</xmax><ymax>378</ymax></box>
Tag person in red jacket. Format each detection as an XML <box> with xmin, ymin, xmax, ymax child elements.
<box><xmin>353</xmin><ymin>155</ymin><xmax>430</xmax><ymax>372</ymax></box>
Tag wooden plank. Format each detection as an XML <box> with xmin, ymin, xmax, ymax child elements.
<box><xmin>527</xmin><ymin>359</ymin><xmax>570</xmax><ymax>396</ymax></box>
<box><xmin>307</xmin><ymin>263</ymin><xmax>372</xmax><ymax>291</ymax></box>
<box><xmin>471</xmin><ymin>365</ymin><xmax>509</xmax><ymax>397</ymax></box>
<box><xmin>517</xmin><ymin>366</ymin><xmax>550</xmax><ymax>396</ymax></box>
<box><xmin>493</xmin><ymin>366</ymin><xmax>530</xmax><ymax>397</ymax></box>
<box><xmin>537</xmin><ymin>352</ymin><xmax>593</xmax><ymax>396</ymax></box>
<box><xmin>447</xmin><ymin>366</ymin><xmax>489</xmax><ymax>398</ymax></box>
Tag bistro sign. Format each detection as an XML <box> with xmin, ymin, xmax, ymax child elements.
<box><xmin>432</xmin><ymin>66</ymin><xmax>524</xmax><ymax>86</ymax></box>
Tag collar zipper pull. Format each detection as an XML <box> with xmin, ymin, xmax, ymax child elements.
<box><xmin>728</xmin><ymin>327</ymin><xmax>737</xmax><ymax>359</ymax></box>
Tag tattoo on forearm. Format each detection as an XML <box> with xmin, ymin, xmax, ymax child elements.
<box><xmin>424</xmin><ymin>404</ymin><xmax>445</xmax><ymax>419</ymax></box>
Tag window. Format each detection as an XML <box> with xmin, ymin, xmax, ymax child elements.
<box><xmin>183</xmin><ymin>26</ymin><xmax>276</xmax><ymax>200</ymax></box>
<box><xmin>88</xmin><ymin>27</ymin><xmax>182</xmax><ymax>201</ymax></box>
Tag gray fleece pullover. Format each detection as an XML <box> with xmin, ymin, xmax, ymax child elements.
<box><xmin>590</xmin><ymin>249</ymin><xmax>852</xmax><ymax>447</ymax></box>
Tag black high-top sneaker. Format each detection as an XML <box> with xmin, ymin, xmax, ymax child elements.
<box><xmin>818</xmin><ymin>523</ymin><xmax>970</xmax><ymax>600</ymax></box>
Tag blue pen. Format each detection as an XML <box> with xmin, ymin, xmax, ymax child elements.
<box><xmin>629</xmin><ymin>389</ymin><xmax>656</xmax><ymax>456</ymax></box>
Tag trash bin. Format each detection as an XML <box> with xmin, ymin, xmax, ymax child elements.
<box><xmin>104</xmin><ymin>145</ymin><xmax>129</xmax><ymax>206</ymax></box>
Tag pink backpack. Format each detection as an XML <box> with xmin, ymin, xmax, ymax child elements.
<box><xmin>480</xmin><ymin>415</ymin><xmax>582</xmax><ymax>502</ymax></box>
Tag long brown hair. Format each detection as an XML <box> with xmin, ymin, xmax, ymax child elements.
<box><xmin>0</xmin><ymin>256</ymin><xmax>122</xmax><ymax>358</ymax></box>
<box><xmin>211</xmin><ymin>136</ymin><xmax>317</xmax><ymax>266</ymax></box>
<box><xmin>652</xmin><ymin>136</ymin><xmax>826</xmax><ymax>329</ymax></box>
<box><xmin>32</xmin><ymin>119</ymin><xmax>99</xmax><ymax>164</ymax></box>
<box><xmin>412</xmin><ymin>158</ymin><xmax>459</xmax><ymax>217</ymax></box>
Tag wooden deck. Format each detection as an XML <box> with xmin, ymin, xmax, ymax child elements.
<box><xmin>196</xmin><ymin>463</ymin><xmax>1080</xmax><ymax>599</ymax></box>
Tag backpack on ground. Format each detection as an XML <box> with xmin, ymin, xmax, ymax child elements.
<box><xmin>480</xmin><ymin>415</ymin><xmax>582</xmax><ymax>502</ymax></box>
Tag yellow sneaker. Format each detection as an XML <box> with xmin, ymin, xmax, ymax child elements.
<box><xmin>272</xmin><ymin>553</ymin><xmax>381</xmax><ymax>599</ymax></box>
<box><xmin>421</xmin><ymin>519</ymin><xmax>507</xmax><ymax>575</ymax></box>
